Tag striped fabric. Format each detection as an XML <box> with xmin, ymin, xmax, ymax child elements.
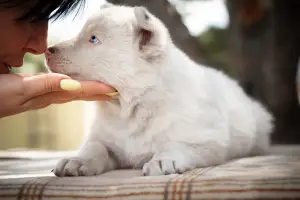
<box><xmin>1</xmin><ymin>155</ymin><xmax>300</xmax><ymax>200</ymax></box>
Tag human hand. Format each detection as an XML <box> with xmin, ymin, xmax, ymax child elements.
<box><xmin>0</xmin><ymin>73</ymin><xmax>118</xmax><ymax>118</ymax></box>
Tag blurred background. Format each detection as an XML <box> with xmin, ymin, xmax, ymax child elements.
<box><xmin>1</xmin><ymin>0</ymin><xmax>300</xmax><ymax>151</ymax></box>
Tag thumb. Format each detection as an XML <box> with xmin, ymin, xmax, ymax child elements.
<box><xmin>22</xmin><ymin>73</ymin><xmax>75</xmax><ymax>97</ymax></box>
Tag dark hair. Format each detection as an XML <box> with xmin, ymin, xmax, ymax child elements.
<box><xmin>0</xmin><ymin>0</ymin><xmax>86</xmax><ymax>22</ymax></box>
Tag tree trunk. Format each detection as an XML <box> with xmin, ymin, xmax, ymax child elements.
<box><xmin>227</xmin><ymin>0</ymin><xmax>300</xmax><ymax>144</ymax></box>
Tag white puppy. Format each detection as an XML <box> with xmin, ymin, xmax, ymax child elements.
<box><xmin>45</xmin><ymin>3</ymin><xmax>274</xmax><ymax>177</ymax></box>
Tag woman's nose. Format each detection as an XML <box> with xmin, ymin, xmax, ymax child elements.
<box><xmin>24</xmin><ymin>22</ymin><xmax>49</xmax><ymax>55</ymax></box>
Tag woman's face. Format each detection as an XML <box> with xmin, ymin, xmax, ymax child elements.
<box><xmin>0</xmin><ymin>8</ymin><xmax>48</xmax><ymax>74</ymax></box>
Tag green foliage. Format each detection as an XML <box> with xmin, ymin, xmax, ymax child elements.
<box><xmin>11</xmin><ymin>53</ymin><xmax>47</xmax><ymax>74</ymax></box>
<box><xmin>197</xmin><ymin>26</ymin><xmax>232</xmax><ymax>75</ymax></box>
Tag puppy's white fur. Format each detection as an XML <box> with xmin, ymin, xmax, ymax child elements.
<box><xmin>46</xmin><ymin>4</ymin><xmax>273</xmax><ymax>176</ymax></box>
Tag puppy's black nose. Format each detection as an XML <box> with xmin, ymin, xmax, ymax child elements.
<box><xmin>45</xmin><ymin>47</ymin><xmax>57</xmax><ymax>57</ymax></box>
<box><xmin>48</xmin><ymin>47</ymin><xmax>56</xmax><ymax>54</ymax></box>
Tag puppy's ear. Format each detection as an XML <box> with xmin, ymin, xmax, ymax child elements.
<box><xmin>134</xmin><ymin>6</ymin><xmax>156</xmax><ymax>50</ymax></box>
<box><xmin>100</xmin><ymin>2</ymin><xmax>114</xmax><ymax>9</ymax></box>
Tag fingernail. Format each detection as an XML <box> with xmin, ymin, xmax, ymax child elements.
<box><xmin>60</xmin><ymin>79</ymin><xmax>81</xmax><ymax>91</ymax></box>
<box><xmin>105</xmin><ymin>92</ymin><xmax>119</xmax><ymax>97</ymax></box>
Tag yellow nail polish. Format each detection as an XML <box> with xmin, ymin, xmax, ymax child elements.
<box><xmin>60</xmin><ymin>79</ymin><xmax>81</xmax><ymax>91</ymax></box>
<box><xmin>106</xmin><ymin>92</ymin><xmax>119</xmax><ymax>97</ymax></box>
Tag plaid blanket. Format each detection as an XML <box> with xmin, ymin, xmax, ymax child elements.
<box><xmin>1</xmin><ymin>154</ymin><xmax>300</xmax><ymax>200</ymax></box>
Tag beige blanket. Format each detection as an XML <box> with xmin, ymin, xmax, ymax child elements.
<box><xmin>0</xmin><ymin>153</ymin><xmax>300</xmax><ymax>199</ymax></box>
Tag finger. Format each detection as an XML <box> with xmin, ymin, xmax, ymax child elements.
<box><xmin>22</xmin><ymin>73</ymin><xmax>118</xmax><ymax>99</ymax></box>
<box><xmin>21</xmin><ymin>91</ymin><xmax>76</xmax><ymax>110</ymax></box>
<box><xmin>52</xmin><ymin>93</ymin><xmax>113</xmax><ymax>103</ymax></box>
<box><xmin>51</xmin><ymin>95</ymin><xmax>113</xmax><ymax>104</ymax></box>
<box><xmin>71</xmin><ymin>81</ymin><xmax>117</xmax><ymax>97</ymax></box>
<box><xmin>22</xmin><ymin>73</ymin><xmax>72</xmax><ymax>97</ymax></box>
<box><xmin>76</xmin><ymin>94</ymin><xmax>113</xmax><ymax>101</ymax></box>
<box><xmin>21</xmin><ymin>91</ymin><xmax>113</xmax><ymax>110</ymax></box>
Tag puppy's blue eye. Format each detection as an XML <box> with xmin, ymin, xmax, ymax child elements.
<box><xmin>89</xmin><ymin>35</ymin><xmax>100</xmax><ymax>44</ymax></box>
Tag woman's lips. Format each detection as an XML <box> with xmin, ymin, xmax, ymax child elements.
<box><xmin>0</xmin><ymin>62</ymin><xmax>24</xmax><ymax>74</ymax></box>
<box><xmin>0</xmin><ymin>63</ymin><xmax>11</xmax><ymax>74</ymax></box>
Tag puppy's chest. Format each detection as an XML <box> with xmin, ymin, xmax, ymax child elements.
<box><xmin>102</xmin><ymin>132</ymin><xmax>163</xmax><ymax>168</ymax></box>
<box><xmin>97</xmin><ymin>105</ymin><xmax>169</xmax><ymax>168</ymax></box>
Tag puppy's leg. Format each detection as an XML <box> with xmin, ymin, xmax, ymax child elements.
<box><xmin>54</xmin><ymin>140</ymin><xmax>117</xmax><ymax>177</ymax></box>
<box><xmin>142</xmin><ymin>141</ymin><xmax>227</xmax><ymax>176</ymax></box>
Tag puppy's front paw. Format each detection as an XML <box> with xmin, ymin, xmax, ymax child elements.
<box><xmin>142</xmin><ymin>159</ymin><xmax>194</xmax><ymax>176</ymax></box>
<box><xmin>54</xmin><ymin>157</ymin><xmax>105</xmax><ymax>177</ymax></box>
